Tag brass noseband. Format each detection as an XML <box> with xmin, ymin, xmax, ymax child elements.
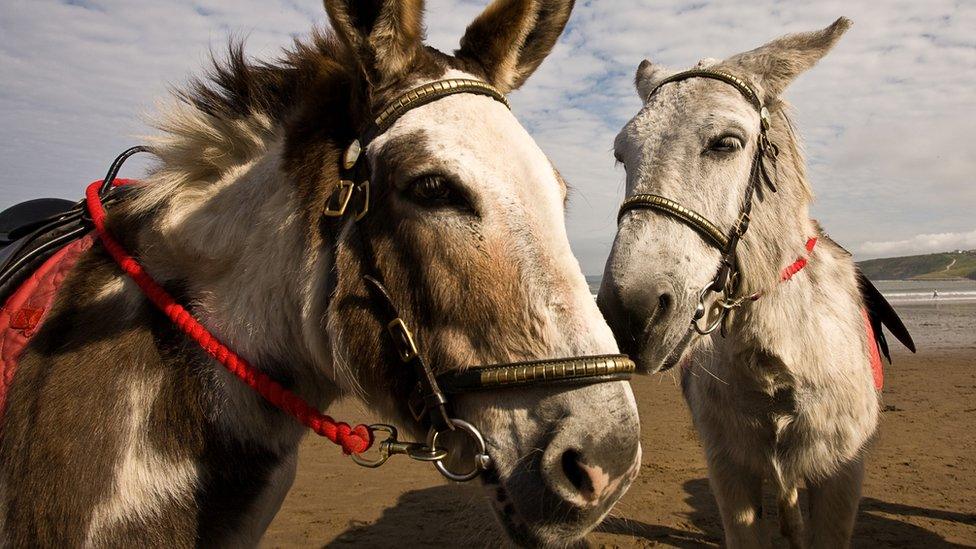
<box><xmin>618</xmin><ymin>194</ymin><xmax>729</xmax><ymax>251</ymax></box>
<box><xmin>617</xmin><ymin>68</ymin><xmax>780</xmax><ymax>338</ymax></box>
<box><xmin>439</xmin><ymin>354</ymin><xmax>636</xmax><ymax>393</ymax></box>
<box><xmin>333</xmin><ymin>78</ymin><xmax>634</xmax><ymax>480</ymax></box>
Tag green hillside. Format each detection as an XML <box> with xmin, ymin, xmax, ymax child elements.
<box><xmin>857</xmin><ymin>250</ymin><xmax>976</xmax><ymax>281</ymax></box>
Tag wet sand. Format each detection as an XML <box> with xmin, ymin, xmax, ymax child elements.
<box><xmin>263</xmin><ymin>304</ymin><xmax>975</xmax><ymax>548</ymax></box>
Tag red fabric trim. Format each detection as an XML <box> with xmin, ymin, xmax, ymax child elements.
<box><xmin>862</xmin><ymin>309</ymin><xmax>884</xmax><ymax>390</ymax></box>
<box><xmin>84</xmin><ymin>180</ymin><xmax>373</xmax><ymax>454</ymax></box>
<box><xmin>0</xmin><ymin>236</ymin><xmax>94</xmax><ymax>421</ymax></box>
<box><xmin>10</xmin><ymin>308</ymin><xmax>43</xmax><ymax>331</ymax></box>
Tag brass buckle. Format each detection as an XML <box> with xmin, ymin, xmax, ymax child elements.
<box><xmin>387</xmin><ymin>318</ymin><xmax>418</xmax><ymax>362</ymax></box>
<box><xmin>324</xmin><ymin>180</ymin><xmax>354</xmax><ymax>217</ymax></box>
<box><xmin>353</xmin><ymin>181</ymin><xmax>370</xmax><ymax>222</ymax></box>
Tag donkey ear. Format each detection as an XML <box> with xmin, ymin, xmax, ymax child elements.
<box><xmin>455</xmin><ymin>0</ymin><xmax>574</xmax><ymax>92</ymax></box>
<box><xmin>324</xmin><ymin>0</ymin><xmax>425</xmax><ymax>85</ymax></box>
<box><xmin>635</xmin><ymin>59</ymin><xmax>671</xmax><ymax>103</ymax></box>
<box><xmin>729</xmin><ymin>17</ymin><xmax>852</xmax><ymax>100</ymax></box>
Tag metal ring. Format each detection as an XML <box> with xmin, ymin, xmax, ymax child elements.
<box><xmin>692</xmin><ymin>283</ymin><xmax>726</xmax><ymax>335</ymax></box>
<box><xmin>427</xmin><ymin>418</ymin><xmax>491</xmax><ymax>482</ymax></box>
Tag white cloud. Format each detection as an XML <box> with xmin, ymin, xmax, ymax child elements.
<box><xmin>857</xmin><ymin>229</ymin><xmax>976</xmax><ymax>258</ymax></box>
<box><xmin>1</xmin><ymin>0</ymin><xmax>974</xmax><ymax>274</ymax></box>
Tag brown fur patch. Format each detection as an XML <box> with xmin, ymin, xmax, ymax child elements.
<box><xmin>321</xmin><ymin>130</ymin><xmax>558</xmax><ymax>433</ymax></box>
<box><xmin>1</xmin><ymin>251</ymin><xmax>150</xmax><ymax>544</ymax></box>
<box><xmin>0</xmin><ymin>246</ymin><xmax>293</xmax><ymax>545</ymax></box>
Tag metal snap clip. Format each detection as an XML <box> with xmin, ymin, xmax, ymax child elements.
<box><xmin>350</xmin><ymin>424</ymin><xmax>448</xmax><ymax>468</ymax></box>
<box><xmin>386</xmin><ymin>318</ymin><xmax>419</xmax><ymax>362</ymax></box>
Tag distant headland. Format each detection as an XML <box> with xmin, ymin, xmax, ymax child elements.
<box><xmin>857</xmin><ymin>249</ymin><xmax>976</xmax><ymax>281</ymax></box>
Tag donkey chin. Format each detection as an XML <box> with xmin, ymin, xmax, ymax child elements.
<box><xmin>443</xmin><ymin>386</ymin><xmax>642</xmax><ymax>547</ymax></box>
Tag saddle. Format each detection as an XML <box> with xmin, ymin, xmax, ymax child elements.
<box><xmin>0</xmin><ymin>198</ymin><xmax>89</xmax><ymax>300</ymax></box>
<box><xmin>0</xmin><ymin>189</ymin><xmax>129</xmax><ymax>419</ymax></box>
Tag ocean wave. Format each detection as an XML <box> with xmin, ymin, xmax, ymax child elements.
<box><xmin>589</xmin><ymin>290</ymin><xmax>976</xmax><ymax>303</ymax></box>
<box><xmin>883</xmin><ymin>291</ymin><xmax>976</xmax><ymax>303</ymax></box>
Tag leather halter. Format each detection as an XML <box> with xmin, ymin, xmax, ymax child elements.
<box><xmin>329</xmin><ymin>78</ymin><xmax>635</xmax><ymax>480</ymax></box>
<box><xmin>617</xmin><ymin>69</ymin><xmax>780</xmax><ymax>336</ymax></box>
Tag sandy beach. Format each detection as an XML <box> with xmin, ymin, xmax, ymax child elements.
<box><xmin>263</xmin><ymin>301</ymin><xmax>975</xmax><ymax>548</ymax></box>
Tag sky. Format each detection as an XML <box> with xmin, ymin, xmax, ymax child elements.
<box><xmin>1</xmin><ymin>0</ymin><xmax>974</xmax><ymax>274</ymax></box>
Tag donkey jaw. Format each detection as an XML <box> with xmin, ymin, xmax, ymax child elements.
<box><xmin>453</xmin><ymin>383</ymin><xmax>641</xmax><ymax>548</ymax></box>
<box><xmin>482</xmin><ymin>469</ymin><xmax>632</xmax><ymax>549</ymax></box>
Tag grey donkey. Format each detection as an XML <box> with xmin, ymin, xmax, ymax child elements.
<box><xmin>600</xmin><ymin>17</ymin><xmax>914</xmax><ymax>548</ymax></box>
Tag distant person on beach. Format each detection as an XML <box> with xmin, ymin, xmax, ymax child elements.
<box><xmin>933</xmin><ymin>289</ymin><xmax>939</xmax><ymax>299</ymax></box>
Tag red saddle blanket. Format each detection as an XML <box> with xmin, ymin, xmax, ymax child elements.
<box><xmin>864</xmin><ymin>309</ymin><xmax>884</xmax><ymax>390</ymax></box>
<box><xmin>0</xmin><ymin>236</ymin><xmax>93</xmax><ymax>419</ymax></box>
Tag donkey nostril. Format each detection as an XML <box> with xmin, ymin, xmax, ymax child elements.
<box><xmin>560</xmin><ymin>449</ymin><xmax>595</xmax><ymax>501</ymax></box>
<box><xmin>654</xmin><ymin>292</ymin><xmax>673</xmax><ymax>322</ymax></box>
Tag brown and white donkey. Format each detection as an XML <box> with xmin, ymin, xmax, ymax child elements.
<box><xmin>0</xmin><ymin>1</ymin><xmax>642</xmax><ymax>546</ymax></box>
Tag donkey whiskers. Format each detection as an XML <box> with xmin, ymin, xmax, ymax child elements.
<box><xmin>698</xmin><ymin>363</ymin><xmax>729</xmax><ymax>385</ymax></box>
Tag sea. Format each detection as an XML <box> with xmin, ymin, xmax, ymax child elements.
<box><xmin>585</xmin><ymin>276</ymin><xmax>976</xmax><ymax>305</ymax></box>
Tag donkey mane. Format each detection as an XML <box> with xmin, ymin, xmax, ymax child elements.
<box><xmin>137</xmin><ymin>29</ymin><xmax>471</xmax><ymax>218</ymax></box>
<box><xmin>184</xmin><ymin>39</ymin><xmax>337</xmax><ymax>124</ymax></box>
<box><xmin>147</xmin><ymin>34</ymin><xmax>350</xmax><ymax>187</ymax></box>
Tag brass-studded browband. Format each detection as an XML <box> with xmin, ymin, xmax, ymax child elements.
<box><xmin>648</xmin><ymin>69</ymin><xmax>762</xmax><ymax>110</ymax></box>
<box><xmin>362</xmin><ymin>78</ymin><xmax>510</xmax><ymax>144</ymax></box>
<box><xmin>438</xmin><ymin>354</ymin><xmax>635</xmax><ymax>393</ymax></box>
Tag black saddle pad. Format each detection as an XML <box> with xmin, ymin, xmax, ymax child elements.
<box><xmin>0</xmin><ymin>198</ymin><xmax>89</xmax><ymax>304</ymax></box>
<box><xmin>0</xmin><ymin>198</ymin><xmax>77</xmax><ymax>247</ymax></box>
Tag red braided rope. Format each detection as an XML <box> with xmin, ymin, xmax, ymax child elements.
<box><xmin>780</xmin><ymin>237</ymin><xmax>818</xmax><ymax>282</ymax></box>
<box><xmin>85</xmin><ymin>180</ymin><xmax>373</xmax><ymax>454</ymax></box>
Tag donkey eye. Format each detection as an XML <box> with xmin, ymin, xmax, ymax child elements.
<box><xmin>707</xmin><ymin>135</ymin><xmax>744</xmax><ymax>153</ymax></box>
<box><xmin>407</xmin><ymin>175</ymin><xmax>465</xmax><ymax>208</ymax></box>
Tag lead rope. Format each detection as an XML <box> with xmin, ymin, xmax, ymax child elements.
<box><xmin>84</xmin><ymin>178</ymin><xmax>373</xmax><ymax>455</ymax></box>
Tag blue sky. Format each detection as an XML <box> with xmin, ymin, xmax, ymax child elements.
<box><xmin>1</xmin><ymin>0</ymin><xmax>974</xmax><ymax>274</ymax></box>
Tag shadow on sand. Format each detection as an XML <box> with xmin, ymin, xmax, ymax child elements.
<box><xmin>324</xmin><ymin>479</ymin><xmax>975</xmax><ymax>548</ymax></box>
<box><xmin>324</xmin><ymin>484</ymin><xmax>501</xmax><ymax>547</ymax></box>
<box><xmin>598</xmin><ymin>478</ymin><xmax>975</xmax><ymax>549</ymax></box>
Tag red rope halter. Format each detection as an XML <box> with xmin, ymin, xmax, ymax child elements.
<box><xmin>780</xmin><ymin>237</ymin><xmax>818</xmax><ymax>282</ymax></box>
<box><xmin>85</xmin><ymin>179</ymin><xmax>373</xmax><ymax>454</ymax></box>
